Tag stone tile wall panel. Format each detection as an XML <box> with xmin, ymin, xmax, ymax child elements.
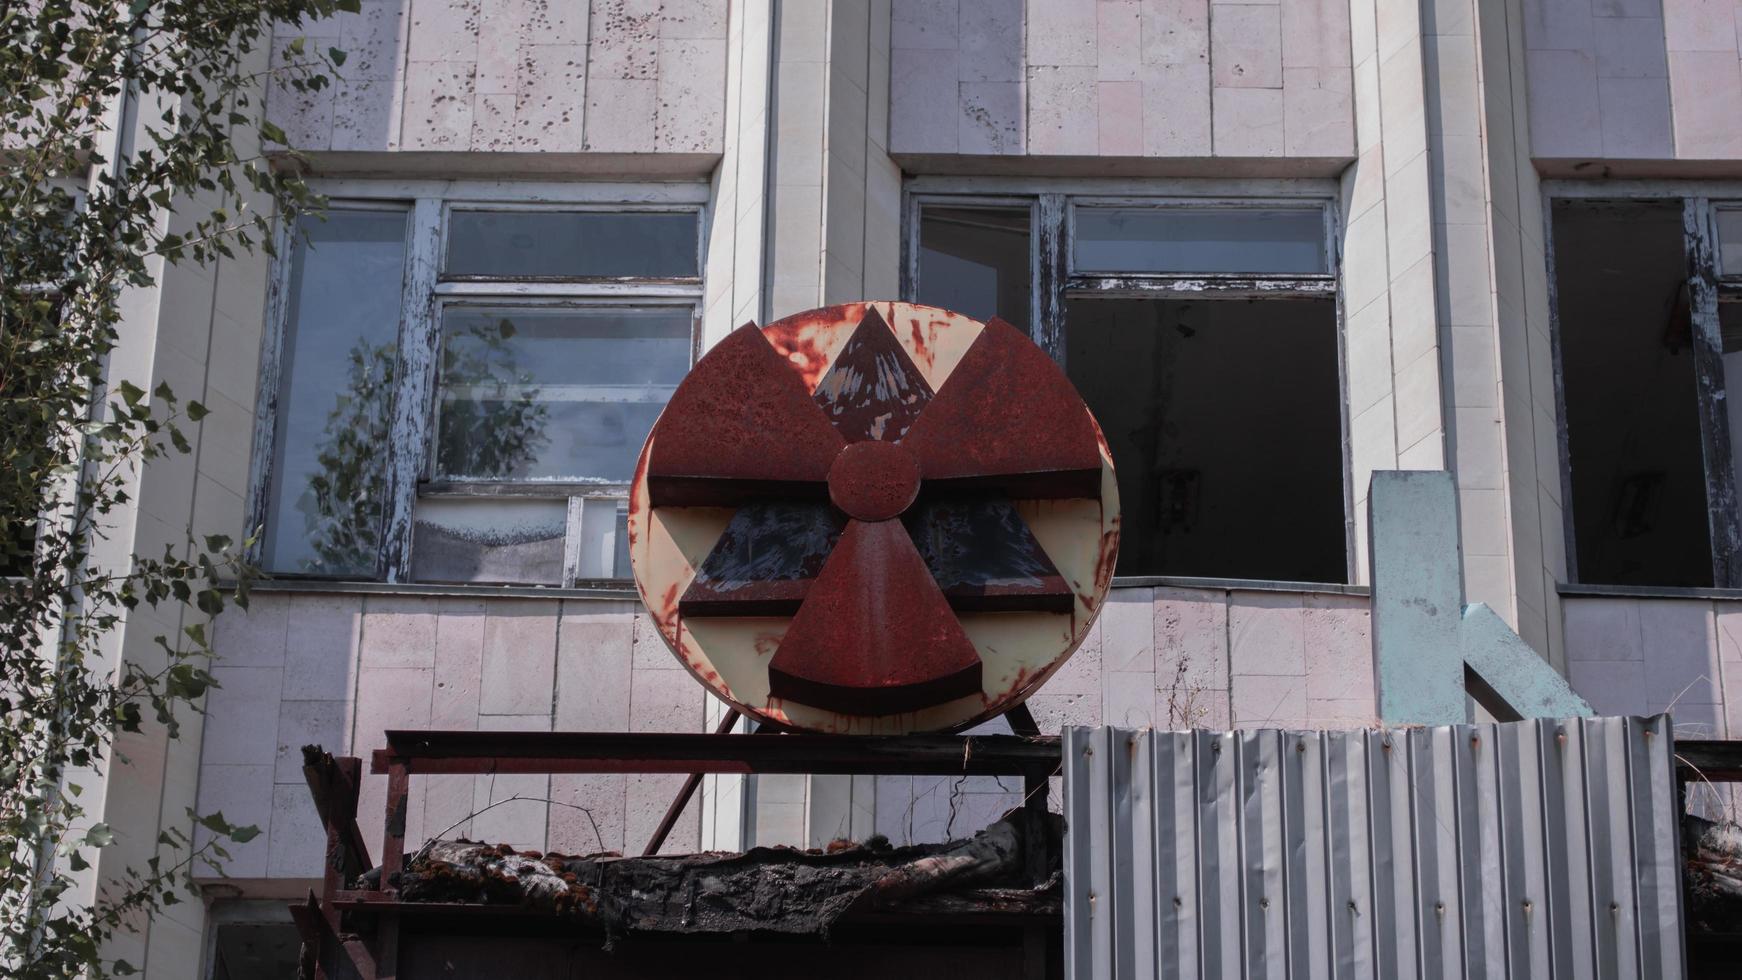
<box><xmin>889</xmin><ymin>0</ymin><xmax>1353</xmax><ymax>159</ymax></box>
<box><xmin>194</xmin><ymin>592</ymin><xmax>704</xmax><ymax>883</ymax></box>
<box><xmin>1523</xmin><ymin>0</ymin><xmax>1742</xmax><ymax>161</ymax></box>
<box><xmin>267</xmin><ymin>0</ymin><xmax>726</xmax><ymax>155</ymax></box>
<box><xmin>198</xmin><ymin>585</ymin><xmax>1376</xmax><ymax>872</ymax></box>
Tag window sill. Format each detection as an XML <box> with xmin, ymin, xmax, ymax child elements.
<box><xmin>248</xmin><ymin>577</ymin><xmax>638</xmax><ymax>602</ymax></box>
<box><xmin>245</xmin><ymin>574</ymin><xmax>1368</xmax><ymax>603</ymax></box>
<box><xmin>1110</xmin><ymin>575</ymin><xmax>1367</xmax><ymax>596</ymax></box>
<box><xmin>1557</xmin><ymin>582</ymin><xmax>1742</xmax><ymax>603</ymax></box>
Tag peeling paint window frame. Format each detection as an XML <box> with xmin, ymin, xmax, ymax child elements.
<box><xmin>1543</xmin><ymin>184</ymin><xmax>1742</xmax><ymax>589</ymax></box>
<box><xmin>901</xmin><ymin>180</ymin><xmax>1354</xmax><ymax>586</ymax></box>
<box><xmin>247</xmin><ymin>180</ymin><xmax>707</xmax><ymax>588</ymax></box>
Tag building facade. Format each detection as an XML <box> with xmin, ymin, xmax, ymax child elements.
<box><xmin>71</xmin><ymin>0</ymin><xmax>1742</xmax><ymax>975</ymax></box>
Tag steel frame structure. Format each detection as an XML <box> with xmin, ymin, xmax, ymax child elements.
<box><xmin>292</xmin><ymin>719</ymin><xmax>1062</xmax><ymax>980</ymax></box>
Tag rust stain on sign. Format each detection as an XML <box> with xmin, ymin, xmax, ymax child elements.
<box><xmin>628</xmin><ymin>302</ymin><xmax>1121</xmax><ymax>734</ymax></box>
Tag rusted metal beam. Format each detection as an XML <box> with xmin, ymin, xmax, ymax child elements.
<box><xmin>1676</xmin><ymin>738</ymin><xmax>1742</xmax><ymax>782</ymax></box>
<box><xmin>370</xmin><ymin>730</ymin><xmax>1061</xmax><ymax>777</ymax></box>
<box><xmin>641</xmin><ymin>708</ymin><xmax>741</xmax><ymax>856</ymax></box>
<box><xmin>286</xmin><ymin>892</ymin><xmax>325</xmax><ymax>980</ymax></box>
<box><xmin>302</xmin><ymin>748</ymin><xmax>372</xmax><ymax>933</ymax></box>
<box><xmin>380</xmin><ymin>759</ymin><xmax>409</xmax><ymax>886</ymax></box>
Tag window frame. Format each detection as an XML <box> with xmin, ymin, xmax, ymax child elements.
<box><xmin>247</xmin><ymin>180</ymin><xmax>707</xmax><ymax>587</ymax></box>
<box><xmin>901</xmin><ymin>179</ymin><xmax>1355</xmax><ymax>586</ymax></box>
<box><xmin>1543</xmin><ymin>182</ymin><xmax>1742</xmax><ymax>589</ymax></box>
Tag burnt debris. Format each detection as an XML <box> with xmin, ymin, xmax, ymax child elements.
<box><xmin>387</xmin><ymin>812</ymin><xmax>1060</xmax><ymax>935</ymax></box>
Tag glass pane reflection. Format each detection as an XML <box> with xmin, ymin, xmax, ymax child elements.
<box><xmin>916</xmin><ymin>206</ymin><xmax>1032</xmax><ymax>329</ymax></box>
<box><xmin>263</xmin><ymin>209</ymin><xmax>408</xmax><ymax>576</ymax></box>
<box><xmin>1073</xmin><ymin>207</ymin><xmax>1327</xmax><ymax>275</ymax></box>
<box><xmin>445</xmin><ymin>210</ymin><xmax>699</xmax><ymax>278</ymax></box>
<box><xmin>435</xmin><ymin>307</ymin><xmax>691</xmax><ymax>482</ymax></box>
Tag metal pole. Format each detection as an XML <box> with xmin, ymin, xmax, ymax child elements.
<box><xmin>642</xmin><ymin>707</ymin><xmax>742</xmax><ymax>856</ymax></box>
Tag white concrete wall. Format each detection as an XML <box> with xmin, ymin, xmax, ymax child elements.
<box><xmin>270</xmin><ymin>0</ymin><xmax>728</xmax><ymax>157</ymax></box>
<box><xmin>1524</xmin><ymin>0</ymin><xmax>1742</xmax><ymax>162</ymax></box>
<box><xmin>197</xmin><ymin>584</ymin><xmax>1375</xmax><ymax>865</ymax></box>
<box><xmin>888</xmin><ymin>0</ymin><xmax>1356</xmax><ymax>162</ymax></box>
<box><xmin>1564</xmin><ymin>595</ymin><xmax>1738</xmax><ymax>738</ymax></box>
<box><xmin>192</xmin><ymin>591</ymin><xmax>713</xmax><ymax>890</ymax></box>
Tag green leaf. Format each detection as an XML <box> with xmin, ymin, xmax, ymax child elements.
<box><xmin>186</xmin><ymin>400</ymin><xmax>210</xmax><ymax>422</ymax></box>
<box><xmin>116</xmin><ymin>380</ymin><xmax>146</xmax><ymax>407</ymax></box>
<box><xmin>229</xmin><ymin>824</ymin><xmax>262</xmax><ymax>844</ymax></box>
<box><xmin>260</xmin><ymin>120</ymin><xmax>288</xmax><ymax>145</ymax></box>
<box><xmin>329</xmin><ymin>47</ymin><xmax>347</xmax><ymax>67</ymax></box>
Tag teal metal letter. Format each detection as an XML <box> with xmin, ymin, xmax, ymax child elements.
<box><xmin>1369</xmin><ymin>471</ymin><xmax>1591</xmax><ymax>724</ymax></box>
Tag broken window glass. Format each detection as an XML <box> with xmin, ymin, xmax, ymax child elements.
<box><xmin>410</xmin><ymin>497</ymin><xmax>566</xmax><ymax>585</ymax></box>
<box><xmin>1554</xmin><ymin>200</ymin><xmax>1712</xmax><ymax>587</ymax></box>
<box><xmin>916</xmin><ymin>206</ymin><xmax>1031</xmax><ymax>328</ymax></box>
<box><xmin>263</xmin><ymin>209</ymin><xmax>407</xmax><ymax>576</ymax></box>
<box><xmin>444</xmin><ymin>210</ymin><xmax>699</xmax><ymax>279</ymax></box>
<box><xmin>1719</xmin><ymin>208</ymin><xmax>1742</xmax><ymax>278</ymax></box>
<box><xmin>1072</xmin><ymin>206</ymin><xmax>1328</xmax><ymax>275</ymax></box>
<box><xmin>434</xmin><ymin>307</ymin><xmax>691</xmax><ymax>483</ymax></box>
<box><xmin>1065</xmin><ymin>296</ymin><xmax>1346</xmax><ymax>582</ymax></box>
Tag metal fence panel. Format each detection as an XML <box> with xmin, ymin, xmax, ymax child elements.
<box><xmin>1063</xmin><ymin>716</ymin><xmax>1685</xmax><ymax>979</ymax></box>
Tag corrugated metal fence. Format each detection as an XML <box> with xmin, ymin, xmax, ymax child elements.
<box><xmin>1063</xmin><ymin>716</ymin><xmax>1684</xmax><ymax>979</ymax></box>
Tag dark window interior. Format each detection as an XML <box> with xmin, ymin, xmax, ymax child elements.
<box><xmin>1554</xmin><ymin>199</ymin><xmax>1712</xmax><ymax>587</ymax></box>
<box><xmin>1064</xmin><ymin>296</ymin><xmax>1347</xmax><ymax>582</ymax></box>
<box><xmin>915</xmin><ymin>206</ymin><xmax>1031</xmax><ymax>329</ymax></box>
<box><xmin>208</xmin><ymin>919</ymin><xmax>300</xmax><ymax>980</ymax></box>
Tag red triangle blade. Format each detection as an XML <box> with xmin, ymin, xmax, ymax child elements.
<box><xmin>646</xmin><ymin>323</ymin><xmax>846</xmax><ymax>507</ymax></box>
<box><xmin>901</xmin><ymin>317</ymin><xmax>1101</xmax><ymax>498</ymax></box>
<box><xmin>768</xmin><ymin>519</ymin><xmax>983</xmax><ymax>716</ymax></box>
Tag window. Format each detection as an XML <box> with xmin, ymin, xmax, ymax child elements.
<box><xmin>204</xmin><ymin>902</ymin><xmax>299</xmax><ymax>980</ymax></box>
<box><xmin>253</xmin><ymin>187</ymin><xmax>704</xmax><ymax>586</ymax></box>
<box><xmin>1552</xmin><ymin>196</ymin><xmax>1742</xmax><ymax>588</ymax></box>
<box><xmin>909</xmin><ymin>192</ymin><xmax>1349</xmax><ymax>583</ymax></box>
<box><xmin>260</xmin><ymin>208</ymin><xmax>407</xmax><ymax>577</ymax></box>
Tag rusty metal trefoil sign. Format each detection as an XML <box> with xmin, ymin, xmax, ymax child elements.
<box><xmin>628</xmin><ymin>302</ymin><xmax>1120</xmax><ymax>733</ymax></box>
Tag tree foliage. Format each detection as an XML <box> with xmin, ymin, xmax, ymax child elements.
<box><xmin>0</xmin><ymin>2</ymin><xmax>355</xmax><ymax>975</ymax></box>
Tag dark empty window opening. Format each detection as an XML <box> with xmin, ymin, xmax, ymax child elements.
<box><xmin>207</xmin><ymin>915</ymin><xmax>300</xmax><ymax>980</ymax></box>
<box><xmin>1066</xmin><ymin>296</ymin><xmax>1346</xmax><ymax>582</ymax></box>
<box><xmin>910</xmin><ymin>194</ymin><xmax>1349</xmax><ymax>584</ymax></box>
<box><xmin>1555</xmin><ymin>200</ymin><xmax>1714</xmax><ymax>587</ymax></box>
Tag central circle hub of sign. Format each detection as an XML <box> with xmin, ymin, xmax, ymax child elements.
<box><xmin>827</xmin><ymin>440</ymin><xmax>921</xmax><ymax>521</ymax></box>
